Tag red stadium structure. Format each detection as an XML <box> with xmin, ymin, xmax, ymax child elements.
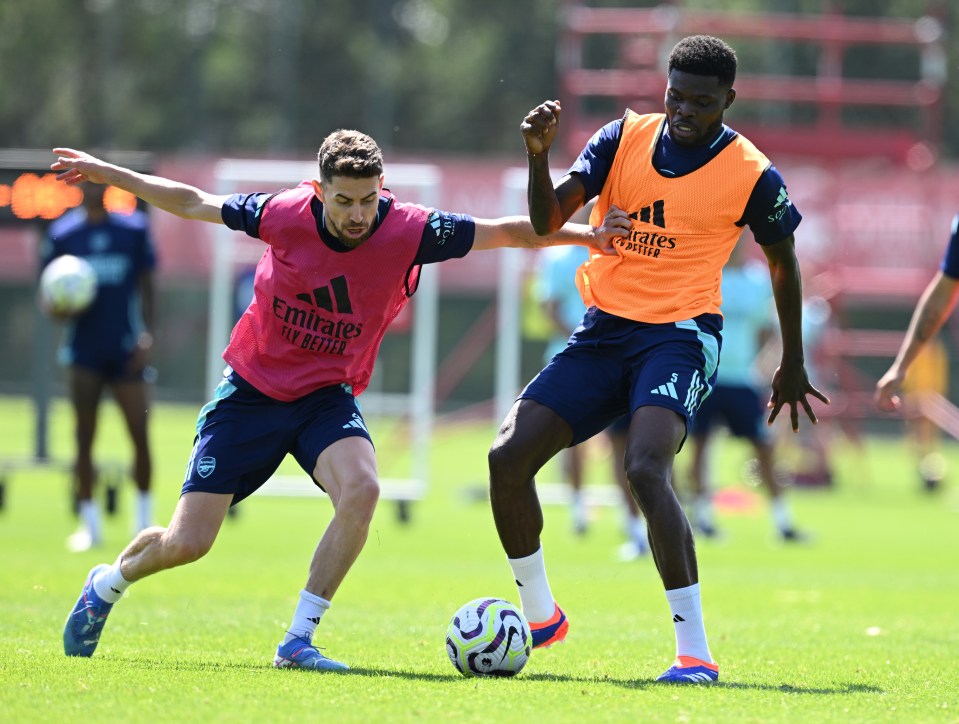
<box><xmin>557</xmin><ymin>1</ymin><xmax>959</xmax><ymax>438</ymax></box>
<box><xmin>557</xmin><ymin>2</ymin><xmax>946</xmax><ymax>165</ymax></box>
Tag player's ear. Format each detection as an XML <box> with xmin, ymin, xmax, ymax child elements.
<box><xmin>724</xmin><ymin>88</ymin><xmax>736</xmax><ymax>110</ymax></box>
<box><xmin>312</xmin><ymin>178</ymin><xmax>324</xmax><ymax>202</ymax></box>
<box><xmin>378</xmin><ymin>174</ymin><xmax>385</xmax><ymax>193</ymax></box>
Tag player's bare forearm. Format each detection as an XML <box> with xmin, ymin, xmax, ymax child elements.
<box><xmin>521</xmin><ymin>101</ymin><xmax>586</xmax><ymax>235</ymax></box>
<box><xmin>527</xmin><ymin>171</ymin><xmax>588</xmax><ymax>236</ymax></box>
<box><xmin>52</xmin><ymin>148</ymin><xmax>226</xmax><ymax>224</ymax></box>
<box><xmin>895</xmin><ymin>272</ymin><xmax>959</xmax><ymax>372</ymax></box>
<box><xmin>762</xmin><ymin>236</ymin><xmax>829</xmax><ymax>429</ymax></box>
<box><xmin>472</xmin><ymin>209</ymin><xmax>627</xmax><ymax>254</ymax></box>
<box><xmin>763</xmin><ymin>237</ymin><xmax>804</xmax><ymax>365</ymax></box>
<box><xmin>876</xmin><ymin>272</ymin><xmax>959</xmax><ymax>411</ymax></box>
<box><xmin>527</xmin><ymin>156</ymin><xmax>564</xmax><ymax>235</ymax></box>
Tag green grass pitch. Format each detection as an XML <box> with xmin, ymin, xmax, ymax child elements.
<box><xmin>0</xmin><ymin>394</ymin><xmax>957</xmax><ymax>722</ymax></box>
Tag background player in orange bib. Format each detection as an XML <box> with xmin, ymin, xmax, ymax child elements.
<box><xmin>488</xmin><ymin>35</ymin><xmax>828</xmax><ymax>684</ymax></box>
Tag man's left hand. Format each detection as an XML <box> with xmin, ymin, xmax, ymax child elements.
<box><xmin>767</xmin><ymin>362</ymin><xmax>830</xmax><ymax>431</ymax></box>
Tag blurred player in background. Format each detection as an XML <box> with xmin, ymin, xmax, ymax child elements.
<box><xmin>686</xmin><ymin>243</ymin><xmax>805</xmax><ymax>542</ymax></box>
<box><xmin>536</xmin><ymin>243</ymin><xmax>648</xmax><ymax>556</ymax></box>
<box><xmin>52</xmin><ymin>133</ymin><xmax>625</xmax><ymax>672</ymax></box>
<box><xmin>782</xmin><ymin>294</ymin><xmax>836</xmax><ymax>487</ymax></box>
<box><xmin>40</xmin><ymin>182</ymin><xmax>156</xmax><ymax>553</ymax></box>
<box><xmin>536</xmin><ymin>244</ymin><xmax>592</xmax><ymax>535</ymax></box>
<box><xmin>901</xmin><ymin>340</ymin><xmax>949</xmax><ymax>492</ymax></box>
<box><xmin>876</xmin><ymin>212</ymin><xmax>959</xmax><ymax>491</ymax></box>
<box><xmin>488</xmin><ymin>35</ymin><xmax>827</xmax><ymax>684</ymax></box>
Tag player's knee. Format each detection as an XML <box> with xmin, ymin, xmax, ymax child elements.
<box><xmin>487</xmin><ymin>436</ymin><xmax>531</xmax><ymax>486</ymax></box>
<box><xmin>624</xmin><ymin>456</ymin><xmax>671</xmax><ymax>506</ymax></box>
<box><xmin>163</xmin><ymin>531</ymin><xmax>215</xmax><ymax>565</ymax></box>
<box><xmin>339</xmin><ymin>476</ymin><xmax>380</xmax><ymax>522</ymax></box>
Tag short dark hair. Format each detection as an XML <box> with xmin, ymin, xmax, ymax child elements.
<box><xmin>667</xmin><ymin>35</ymin><xmax>737</xmax><ymax>88</ymax></box>
<box><xmin>317</xmin><ymin>130</ymin><xmax>384</xmax><ymax>182</ymax></box>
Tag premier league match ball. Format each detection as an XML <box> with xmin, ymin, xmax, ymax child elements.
<box><xmin>40</xmin><ymin>255</ymin><xmax>98</xmax><ymax>316</ymax></box>
<box><xmin>445</xmin><ymin>597</ymin><xmax>532</xmax><ymax>677</ymax></box>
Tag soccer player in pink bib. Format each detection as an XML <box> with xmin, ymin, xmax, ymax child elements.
<box><xmin>53</xmin><ymin>131</ymin><xmax>628</xmax><ymax>671</ymax></box>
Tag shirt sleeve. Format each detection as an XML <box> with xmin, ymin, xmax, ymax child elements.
<box><xmin>739</xmin><ymin>165</ymin><xmax>803</xmax><ymax>245</ymax></box>
<box><xmin>413</xmin><ymin>210</ymin><xmax>476</xmax><ymax>265</ymax></box>
<box><xmin>940</xmin><ymin>214</ymin><xmax>959</xmax><ymax>279</ymax></box>
<box><xmin>221</xmin><ymin>192</ymin><xmax>273</xmax><ymax>239</ymax></box>
<box><xmin>567</xmin><ymin>118</ymin><xmax>624</xmax><ymax>203</ymax></box>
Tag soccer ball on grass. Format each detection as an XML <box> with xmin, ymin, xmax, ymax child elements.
<box><xmin>445</xmin><ymin>597</ymin><xmax>531</xmax><ymax>677</ymax></box>
<box><xmin>39</xmin><ymin>255</ymin><xmax>98</xmax><ymax>316</ymax></box>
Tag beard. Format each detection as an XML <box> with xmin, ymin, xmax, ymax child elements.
<box><xmin>328</xmin><ymin>218</ymin><xmax>373</xmax><ymax>248</ymax></box>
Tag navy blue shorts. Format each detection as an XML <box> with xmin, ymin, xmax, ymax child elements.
<box><xmin>520</xmin><ymin>308</ymin><xmax>721</xmax><ymax>446</ymax></box>
<box><xmin>607</xmin><ymin>412</ymin><xmax>631</xmax><ymax>435</ymax></box>
<box><xmin>689</xmin><ymin>383</ymin><xmax>768</xmax><ymax>441</ymax></box>
<box><xmin>181</xmin><ymin>369</ymin><xmax>373</xmax><ymax>505</ymax></box>
<box><xmin>61</xmin><ymin>343</ymin><xmax>146</xmax><ymax>383</ymax></box>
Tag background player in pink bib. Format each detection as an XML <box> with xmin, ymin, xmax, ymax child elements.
<box><xmin>53</xmin><ymin>130</ymin><xmax>628</xmax><ymax>672</ymax></box>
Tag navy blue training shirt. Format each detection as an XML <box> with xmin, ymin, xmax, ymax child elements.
<box><xmin>221</xmin><ymin>190</ymin><xmax>476</xmax><ymax>265</ymax></box>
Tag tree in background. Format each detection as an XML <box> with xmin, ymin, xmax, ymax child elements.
<box><xmin>0</xmin><ymin>0</ymin><xmax>953</xmax><ymax>156</ymax></box>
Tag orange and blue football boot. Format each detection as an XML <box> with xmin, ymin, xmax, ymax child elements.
<box><xmin>529</xmin><ymin>603</ymin><xmax>569</xmax><ymax>649</ymax></box>
<box><xmin>656</xmin><ymin>655</ymin><xmax>719</xmax><ymax>683</ymax></box>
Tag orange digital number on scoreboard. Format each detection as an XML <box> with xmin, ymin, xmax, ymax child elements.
<box><xmin>0</xmin><ymin>172</ymin><xmax>138</xmax><ymax>222</ymax></box>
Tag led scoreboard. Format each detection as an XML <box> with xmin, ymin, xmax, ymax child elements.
<box><xmin>0</xmin><ymin>149</ymin><xmax>154</xmax><ymax>224</ymax></box>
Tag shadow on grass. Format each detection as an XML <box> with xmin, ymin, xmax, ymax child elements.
<box><xmin>109</xmin><ymin>657</ymin><xmax>885</xmax><ymax>695</ymax></box>
<box><xmin>324</xmin><ymin>667</ymin><xmax>887</xmax><ymax>695</ymax></box>
<box><xmin>110</xmin><ymin>656</ymin><xmax>463</xmax><ymax>681</ymax></box>
<box><xmin>524</xmin><ymin>673</ymin><xmax>884</xmax><ymax>694</ymax></box>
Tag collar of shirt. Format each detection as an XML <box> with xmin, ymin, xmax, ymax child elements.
<box><xmin>311</xmin><ymin>193</ymin><xmax>393</xmax><ymax>252</ymax></box>
<box><xmin>655</xmin><ymin>123</ymin><xmax>736</xmax><ymax>177</ymax></box>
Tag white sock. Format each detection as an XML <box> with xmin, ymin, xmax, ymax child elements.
<box><xmin>78</xmin><ymin>499</ymin><xmax>102</xmax><ymax>543</ymax></box>
<box><xmin>627</xmin><ymin>514</ymin><xmax>647</xmax><ymax>546</ymax></box>
<box><xmin>135</xmin><ymin>491</ymin><xmax>153</xmax><ymax>533</ymax></box>
<box><xmin>771</xmin><ymin>497</ymin><xmax>793</xmax><ymax>532</ymax></box>
<box><xmin>570</xmin><ymin>491</ymin><xmax>587</xmax><ymax>528</ymax></box>
<box><xmin>92</xmin><ymin>556</ymin><xmax>131</xmax><ymax>604</ymax></box>
<box><xmin>665</xmin><ymin>582</ymin><xmax>713</xmax><ymax>663</ymax></box>
<box><xmin>282</xmin><ymin>589</ymin><xmax>331</xmax><ymax>644</ymax></box>
<box><xmin>508</xmin><ymin>547</ymin><xmax>556</xmax><ymax>623</ymax></box>
<box><xmin>694</xmin><ymin>495</ymin><xmax>714</xmax><ymax>530</ymax></box>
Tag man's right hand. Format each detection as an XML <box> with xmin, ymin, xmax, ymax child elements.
<box><xmin>875</xmin><ymin>367</ymin><xmax>905</xmax><ymax>412</ymax></box>
<box><xmin>590</xmin><ymin>205</ymin><xmax>631</xmax><ymax>255</ymax></box>
<box><xmin>51</xmin><ymin>148</ymin><xmax>114</xmax><ymax>186</ymax></box>
<box><xmin>521</xmin><ymin>100</ymin><xmax>562</xmax><ymax>157</ymax></box>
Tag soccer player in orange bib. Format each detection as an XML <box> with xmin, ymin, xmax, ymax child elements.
<box><xmin>488</xmin><ymin>35</ymin><xmax>828</xmax><ymax>684</ymax></box>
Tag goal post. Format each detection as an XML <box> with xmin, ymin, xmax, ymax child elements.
<box><xmin>209</xmin><ymin>159</ymin><xmax>441</xmax><ymax>494</ymax></box>
<box><xmin>495</xmin><ymin>167</ymin><xmax>565</xmax><ymax>423</ymax></box>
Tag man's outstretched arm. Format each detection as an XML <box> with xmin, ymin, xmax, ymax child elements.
<box><xmin>471</xmin><ymin>205</ymin><xmax>631</xmax><ymax>254</ymax></box>
<box><xmin>52</xmin><ymin>148</ymin><xmax>228</xmax><ymax>224</ymax></box>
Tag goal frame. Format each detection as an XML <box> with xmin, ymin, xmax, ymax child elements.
<box><xmin>209</xmin><ymin>159</ymin><xmax>441</xmax><ymax>490</ymax></box>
